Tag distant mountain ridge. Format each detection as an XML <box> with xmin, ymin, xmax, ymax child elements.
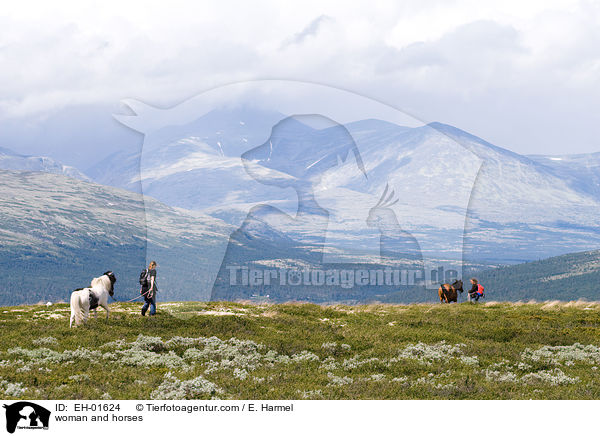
<box><xmin>87</xmin><ymin>108</ymin><xmax>600</xmax><ymax>265</ymax></box>
<box><xmin>0</xmin><ymin>169</ymin><xmax>232</xmax><ymax>305</ymax></box>
<box><xmin>528</xmin><ymin>152</ymin><xmax>600</xmax><ymax>199</ymax></box>
<box><xmin>0</xmin><ymin>146</ymin><xmax>90</xmax><ymax>181</ymax></box>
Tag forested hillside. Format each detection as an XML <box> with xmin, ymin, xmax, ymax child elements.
<box><xmin>478</xmin><ymin>250</ymin><xmax>600</xmax><ymax>301</ymax></box>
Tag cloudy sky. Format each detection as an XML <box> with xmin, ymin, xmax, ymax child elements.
<box><xmin>1</xmin><ymin>0</ymin><xmax>599</xmax><ymax>166</ymax></box>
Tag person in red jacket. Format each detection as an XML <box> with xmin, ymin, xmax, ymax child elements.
<box><xmin>468</xmin><ymin>278</ymin><xmax>484</xmax><ymax>302</ymax></box>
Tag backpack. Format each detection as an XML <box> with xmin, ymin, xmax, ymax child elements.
<box><xmin>477</xmin><ymin>283</ymin><xmax>485</xmax><ymax>297</ymax></box>
<box><xmin>139</xmin><ymin>269</ymin><xmax>149</xmax><ymax>287</ymax></box>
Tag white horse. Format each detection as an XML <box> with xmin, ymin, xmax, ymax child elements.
<box><xmin>69</xmin><ymin>271</ymin><xmax>116</xmax><ymax>328</ymax></box>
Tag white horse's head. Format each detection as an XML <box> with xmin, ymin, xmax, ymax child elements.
<box><xmin>91</xmin><ymin>272</ymin><xmax>116</xmax><ymax>296</ymax></box>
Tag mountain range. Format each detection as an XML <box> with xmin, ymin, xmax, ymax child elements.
<box><xmin>1</xmin><ymin>107</ymin><xmax>599</xmax><ymax>304</ymax></box>
<box><xmin>89</xmin><ymin>108</ymin><xmax>600</xmax><ymax>265</ymax></box>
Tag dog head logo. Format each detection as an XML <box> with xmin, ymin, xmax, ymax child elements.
<box><xmin>241</xmin><ymin>114</ymin><xmax>366</xmax><ymax>189</ymax></box>
<box><xmin>3</xmin><ymin>402</ymin><xmax>50</xmax><ymax>433</ymax></box>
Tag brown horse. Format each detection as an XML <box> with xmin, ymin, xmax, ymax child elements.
<box><xmin>438</xmin><ymin>280</ymin><xmax>463</xmax><ymax>303</ymax></box>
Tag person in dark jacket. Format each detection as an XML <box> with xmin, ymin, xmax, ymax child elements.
<box><xmin>468</xmin><ymin>278</ymin><xmax>482</xmax><ymax>302</ymax></box>
<box><xmin>141</xmin><ymin>261</ymin><xmax>158</xmax><ymax>316</ymax></box>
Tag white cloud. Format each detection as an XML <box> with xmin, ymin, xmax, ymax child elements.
<box><xmin>0</xmin><ymin>0</ymin><xmax>599</xmax><ymax>154</ymax></box>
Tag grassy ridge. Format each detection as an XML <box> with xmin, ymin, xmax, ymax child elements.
<box><xmin>0</xmin><ymin>301</ymin><xmax>600</xmax><ymax>400</ymax></box>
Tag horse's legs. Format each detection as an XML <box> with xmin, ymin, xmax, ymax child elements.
<box><xmin>102</xmin><ymin>303</ymin><xmax>110</xmax><ymax>320</ymax></box>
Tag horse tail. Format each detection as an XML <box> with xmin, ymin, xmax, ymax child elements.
<box><xmin>70</xmin><ymin>290</ymin><xmax>80</xmax><ymax>327</ymax></box>
<box><xmin>439</xmin><ymin>284</ymin><xmax>450</xmax><ymax>303</ymax></box>
<box><xmin>70</xmin><ymin>289</ymin><xmax>88</xmax><ymax>327</ymax></box>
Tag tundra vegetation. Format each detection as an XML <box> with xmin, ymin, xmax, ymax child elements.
<box><xmin>0</xmin><ymin>300</ymin><xmax>599</xmax><ymax>399</ymax></box>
